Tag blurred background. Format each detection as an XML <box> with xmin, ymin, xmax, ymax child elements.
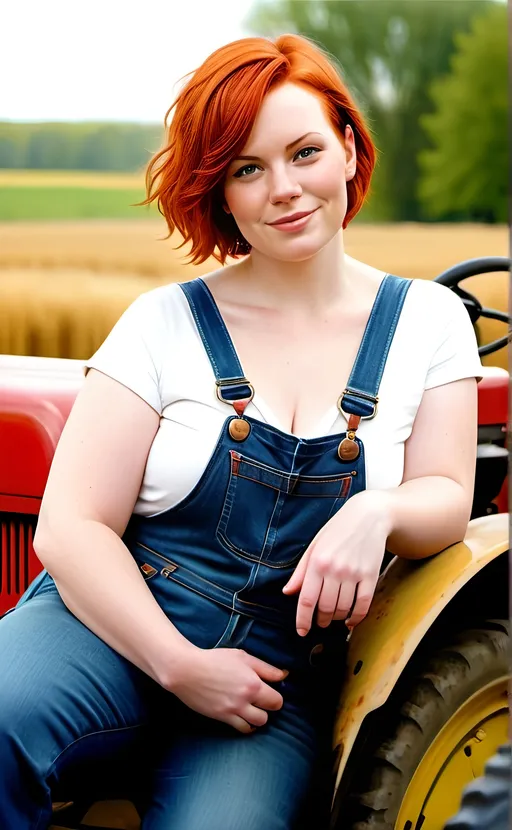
<box><xmin>1</xmin><ymin>0</ymin><xmax>508</xmax><ymax>368</ymax></box>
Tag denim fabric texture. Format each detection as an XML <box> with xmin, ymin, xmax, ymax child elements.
<box><xmin>0</xmin><ymin>275</ymin><xmax>411</xmax><ymax>828</ymax></box>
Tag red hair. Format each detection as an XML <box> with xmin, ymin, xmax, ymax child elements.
<box><xmin>141</xmin><ymin>34</ymin><xmax>377</xmax><ymax>265</ymax></box>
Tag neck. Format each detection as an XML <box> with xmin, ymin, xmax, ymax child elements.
<box><xmin>237</xmin><ymin>231</ymin><xmax>353</xmax><ymax>314</ymax></box>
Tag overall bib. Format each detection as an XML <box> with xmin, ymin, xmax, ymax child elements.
<box><xmin>0</xmin><ymin>274</ymin><xmax>411</xmax><ymax>830</ymax></box>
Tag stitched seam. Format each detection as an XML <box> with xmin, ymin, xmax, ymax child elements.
<box><xmin>162</xmin><ymin>571</ymin><xmax>237</xmax><ymax>610</ymax></box>
<box><xmin>135</xmin><ymin>543</ymin><xmax>232</xmax><ymax>597</ymax></box>
<box><xmin>326</xmin><ymin>476</ymin><xmax>352</xmax><ymax>521</ymax></box>
<box><xmin>180</xmin><ymin>284</ymin><xmax>220</xmax><ymax>377</ymax></box>
<box><xmin>216</xmin><ymin>462</ymin><xmax>277</xmax><ymax>564</ymax></box>
<box><xmin>346</xmin><ymin>274</ymin><xmax>390</xmax><ymax>389</ymax></box>
<box><xmin>350</xmin><ymin>278</ymin><xmax>411</xmax><ymax>396</ymax></box>
<box><xmin>234</xmin><ymin>454</ymin><xmax>354</xmax><ymax>484</ymax></box>
<box><xmin>48</xmin><ymin>723</ymin><xmax>146</xmax><ymax>775</ymax></box>
<box><xmin>374</xmin><ymin>287</ymin><xmax>406</xmax><ymax>389</ymax></box>
<box><xmin>235</xmin><ymin>473</ymin><xmax>282</xmax><ymax>492</ymax></box>
<box><xmin>261</xmin><ymin>492</ymin><xmax>285</xmax><ymax>558</ymax></box>
<box><xmin>234</xmin><ymin>455</ymin><xmax>299</xmax><ymax>478</ymax></box>
<box><xmin>216</xmin><ymin>529</ymin><xmax>300</xmax><ymax>568</ymax></box>
<box><xmin>212</xmin><ymin>611</ymin><xmax>236</xmax><ymax>648</ymax></box>
<box><xmin>197</xmin><ymin>279</ymin><xmax>245</xmax><ymax>372</ymax></box>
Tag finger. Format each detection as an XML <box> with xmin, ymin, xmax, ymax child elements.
<box><xmin>333</xmin><ymin>581</ymin><xmax>358</xmax><ymax>621</ymax></box>
<box><xmin>346</xmin><ymin>578</ymin><xmax>377</xmax><ymax>627</ymax></box>
<box><xmin>282</xmin><ymin>548</ymin><xmax>311</xmax><ymax>594</ymax></box>
<box><xmin>244</xmin><ymin>653</ymin><xmax>288</xmax><ymax>683</ymax></box>
<box><xmin>225</xmin><ymin>714</ymin><xmax>256</xmax><ymax>734</ymax></box>
<box><xmin>241</xmin><ymin>705</ymin><xmax>269</xmax><ymax>728</ymax></box>
<box><xmin>253</xmin><ymin>684</ymin><xmax>284</xmax><ymax>712</ymax></box>
<box><xmin>296</xmin><ymin>567</ymin><xmax>323</xmax><ymax>636</ymax></box>
<box><xmin>316</xmin><ymin>576</ymin><xmax>341</xmax><ymax>628</ymax></box>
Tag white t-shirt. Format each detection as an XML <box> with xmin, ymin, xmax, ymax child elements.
<box><xmin>84</xmin><ymin>276</ymin><xmax>483</xmax><ymax>517</ymax></box>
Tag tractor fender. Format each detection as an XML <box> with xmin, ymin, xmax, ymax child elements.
<box><xmin>332</xmin><ymin>512</ymin><xmax>509</xmax><ymax>796</ymax></box>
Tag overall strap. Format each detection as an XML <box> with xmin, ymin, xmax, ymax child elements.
<box><xmin>339</xmin><ymin>275</ymin><xmax>412</xmax><ymax>420</ymax></box>
<box><xmin>179</xmin><ymin>278</ymin><xmax>253</xmax><ymax>405</ymax></box>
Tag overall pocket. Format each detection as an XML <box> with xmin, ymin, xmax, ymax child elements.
<box><xmin>132</xmin><ymin>543</ymin><xmax>236</xmax><ymax>650</ymax></box>
<box><xmin>216</xmin><ymin>451</ymin><xmax>355</xmax><ymax>567</ymax></box>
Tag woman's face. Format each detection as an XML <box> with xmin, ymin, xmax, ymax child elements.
<box><xmin>223</xmin><ymin>82</ymin><xmax>356</xmax><ymax>262</ymax></box>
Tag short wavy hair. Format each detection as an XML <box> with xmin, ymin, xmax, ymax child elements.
<box><xmin>141</xmin><ymin>34</ymin><xmax>377</xmax><ymax>265</ymax></box>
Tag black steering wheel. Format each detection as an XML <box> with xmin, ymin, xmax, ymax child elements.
<box><xmin>434</xmin><ymin>256</ymin><xmax>511</xmax><ymax>357</ymax></box>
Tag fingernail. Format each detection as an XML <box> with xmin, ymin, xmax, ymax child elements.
<box><xmin>281</xmin><ymin>670</ymin><xmax>289</xmax><ymax>678</ymax></box>
<box><xmin>297</xmin><ymin>628</ymin><xmax>308</xmax><ymax>637</ymax></box>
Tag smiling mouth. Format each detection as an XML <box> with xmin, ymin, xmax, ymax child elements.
<box><xmin>269</xmin><ymin>209</ymin><xmax>317</xmax><ymax>226</ymax></box>
<box><xmin>267</xmin><ymin>208</ymin><xmax>319</xmax><ymax>232</ymax></box>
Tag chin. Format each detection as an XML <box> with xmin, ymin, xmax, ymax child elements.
<box><xmin>273</xmin><ymin>234</ymin><xmax>337</xmax><ymax>263</ymax></box>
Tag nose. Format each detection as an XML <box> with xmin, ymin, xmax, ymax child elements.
<box><xmin>268</xmin><ymin>166</ymin><xmax>302</xmax><ymax>205</ymax></box>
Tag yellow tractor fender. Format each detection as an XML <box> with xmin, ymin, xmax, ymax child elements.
<box><xmin>332</xmin><ymin>512</ymin><xmax>509</xmax><ymax>796</ymax></box>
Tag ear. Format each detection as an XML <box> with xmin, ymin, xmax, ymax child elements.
<box><xmin>344</xmin><ymin>124</ymin><xmax>357</xmax><ymax>182</ymax></box>
<box><xmin>222</xmin><ymin>202</ymin><xmax>231</xmax><ymax>215</ymax></box>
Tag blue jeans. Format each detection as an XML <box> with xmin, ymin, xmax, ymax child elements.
<box><xmin>0</xmin><ymin>589</ymin><xmax>334</xmax><ymax>829</ymax></box>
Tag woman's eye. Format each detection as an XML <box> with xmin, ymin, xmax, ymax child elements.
<box><xmin>296</xmin><ymin>146</ymin><xmax>320</xmax><ymax>160</ymax></box>
<box><xmin>233</xmin><ymin>147</ymin><xmax>319</xmax><ymax>178</ymax></box>
<box><xmin>234</xmin><ymin>164</ymin><xmax>258</xmax><ymax>178</ymax></box>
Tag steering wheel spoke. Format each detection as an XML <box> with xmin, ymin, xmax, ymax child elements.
<box><xmin>434</xmin><ymin>257</ymin><xmax>511</xmax><ymax>357</ymax></box>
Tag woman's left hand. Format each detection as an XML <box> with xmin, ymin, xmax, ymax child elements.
<box><xmin>282</xmin><ymin>490</ymin><xmax>392</xmax><ymax>636</ymax></box>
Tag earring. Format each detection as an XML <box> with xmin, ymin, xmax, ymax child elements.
<box><xmin>235</xmin><ymin>234</ymin><xmax>251</xmax><ymax>255</ymax></box>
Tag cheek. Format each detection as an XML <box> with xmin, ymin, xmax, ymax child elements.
<box><xmin>225</xmin><ymin>188</ymin><xmax>261</xmax><ymax>225</ymax></box>
<box><xmin>316</xmin><ymin>158</ymin><xmax>348</xmax><ymax>201</ymax></box>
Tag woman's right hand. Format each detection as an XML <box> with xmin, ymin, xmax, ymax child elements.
<box><xmin>168</xmin><ymin>646</ymin><xmax>287</xmax><ymax>733</ymax></box>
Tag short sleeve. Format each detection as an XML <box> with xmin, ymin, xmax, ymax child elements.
<box><xmin>84</xmin><ymin>292</ymin><xmax>163</xmax><ymax>414</ymax></box>
<box><xmin>424</xmin><ymin>286</ymin><xmax>483</xmax><ymax>390</ymax></box>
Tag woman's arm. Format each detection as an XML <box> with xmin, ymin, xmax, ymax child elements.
<box><xmin>34</xmin><ymin>369</ymin><xmax>194</xmax><ymax>688</ymax></box>
<box><xmin>283</xmin><ymin>376</ymin><xmax>478</xmax><ymax>633</ymax></box>
<box><xmin>371</xmin><ymin>375</ymin><xmax>478</xmax><ymax>559</ymax></box>
<box><xmin>34</xmin><ymin>369</ymin><xmax>286</xmax><ymax>731</ymax></box>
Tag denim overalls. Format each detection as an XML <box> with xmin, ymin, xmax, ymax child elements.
<box><xmin>0</xmin><ymin>274</ymin><xmax>411</xmax><ymax>830</ymax></box>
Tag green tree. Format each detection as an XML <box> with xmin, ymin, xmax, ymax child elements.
<box><xmin>418</xmin><ymin>3</ymin><xmax>507</xmax><ymax>222</ymax></box>
<box><xmin>245</xmin><ymin>0</ymin><xmax>493</xmax><ymax>221</ymax></box>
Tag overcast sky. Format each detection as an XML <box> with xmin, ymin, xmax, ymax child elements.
<box><xmin>1</xmin><ymin>0</ymin><xmax>262</xmax><ymax>123</ymax></box>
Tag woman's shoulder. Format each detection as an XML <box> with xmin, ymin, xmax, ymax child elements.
<box><xmin>125</xmin><ymin>279</ymin><xmax>199</xmax><ymax>334</ymax></box>
<box><xmin>135</xmin><ymin>280</ymin><xmax>185</xmax><ymax>314</ymax></box>
<box><xmin>404</xmin><ymin>277</ymin><xmax>468</xmax><ymax>326</ymax></box>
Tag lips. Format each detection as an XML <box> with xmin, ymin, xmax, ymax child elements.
<box><xmin>269</xmin><ymin>209</ymin><xmax>316</xmax><ymax>225</ymax></box>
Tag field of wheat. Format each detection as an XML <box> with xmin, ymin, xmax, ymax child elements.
<box><xmin>0</xmin><ymin>216</ymin><xmax>508</xmax><ymax>368</ymax></box>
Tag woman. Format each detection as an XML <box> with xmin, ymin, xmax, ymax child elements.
<box><xmin>0</xmin><ymin>33</ymin><xmax>482</xmax><ymax>829</ymax></box>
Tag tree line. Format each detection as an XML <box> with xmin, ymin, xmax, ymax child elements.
<box><xmin>0</xmin><ymin>0</ymin><xmax>506</xmax><ymax>223</ymax></box>
<box><xmin>0</xmin><ymin>122</ymin><xmax>162</xmax><ymax>173</ymax></box>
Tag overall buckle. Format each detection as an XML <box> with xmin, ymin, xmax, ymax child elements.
<box><xmin>216</xmin><ymin>378</ymin><xmax>255</xmax><ymax>405</ymax></box>
<box><xmin>337</xmin><ymin>388</ymin><xmax>378</xmax><ymax>420</ymax></box>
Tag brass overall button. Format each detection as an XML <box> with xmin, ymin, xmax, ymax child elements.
<box><xmin>229</xmin><ymin>418</ymin><xmax>251</xmax><ymax>441</ymax></box>
<box><xmin>338</xmin><ymin>437</ymin><xmax>360</xmax><ymax>461</ymax></box>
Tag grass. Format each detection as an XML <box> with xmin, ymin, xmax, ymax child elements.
<box><xmin>0</xmin><ymin>169</ymin><xmax>155</xmax><ymax>221</ymax></box>
<box><xmin>0</xmin><ymin>187</ymin><xmax>156</xmax><ymax>221</ymax></box>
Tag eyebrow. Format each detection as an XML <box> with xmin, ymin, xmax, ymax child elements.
<box><xmin>233</xmin><ymin>132</ymin><xmax>323</xmax><ymax>162</ymax></box>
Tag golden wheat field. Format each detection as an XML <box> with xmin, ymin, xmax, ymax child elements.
<box><xmin>0</xmin><ymin>170</ymin><xmax>144</xmax><ymax>189</ymax></box>
<box><xmin>0</xmin><ymin>219</ymin><xmax>509</xmax><ymax>368</ymax></box>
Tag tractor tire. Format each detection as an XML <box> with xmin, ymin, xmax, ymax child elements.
<box><xmin>339</xmin><ymin>619</ymin><xmax>509</xmax><ymax>830</ymax></box>
<box><xmin>443</xmin><ymin>743</ymin><xmax>511</xmax><ymax>830</ymax></box>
